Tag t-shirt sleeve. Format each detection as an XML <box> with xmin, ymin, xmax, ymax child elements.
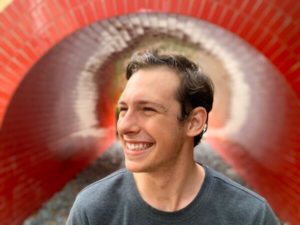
<box><xmin>255</xmin><ymin>202</ymin><xmax>280</xmax><ymax>225</ymax></box>
<box><xmin>66</xmin><ymin>197</ymin><xmax>90</xmax><ymax>225</ymax></box>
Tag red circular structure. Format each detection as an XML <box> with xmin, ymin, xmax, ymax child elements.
<box><xmin>0</xmin><ymin>0</ymin><xmax>299</xmax><ymax>224</ymax></box>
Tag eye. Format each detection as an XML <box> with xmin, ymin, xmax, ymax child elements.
<box><xmin>142</xmin><ymin>107</ymin><xmax>157</xmax><ymax>116</ymax></box>
<box><xmin>143</xmin><ymin>107</ymin><xmax>155</xmax><ymax>112</ymax></box>
<box><xmin>119</xmin><ymin>107</ymin><xmax>128</xmax><ymax>112</ymax></box>
<box><xmin>118</xmin><ymin>107</ymin><xmax>128</xmax><ymax>117</ymax></box>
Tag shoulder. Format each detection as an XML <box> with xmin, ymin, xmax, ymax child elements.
<box><xmin>204</xmin><ymin>166</ymin><xmax>279</xmax><ymax>224</ymax></box>
<box><xmin>69</xmin><ymin>169</ymin><xmax>130</xmax><ymax>218</ymax></box>
<box><xmin>206</xmin><ymin>166</ymin><xmax>265</xmax><ymax>203</ymax></box>
<box><xmin>67</xmin><ymin>169</ymin><xmax>131</xmax><ymax>224</ymax></box>
<box><xmin>77</xmin><ymin>168</ymin><xmax>130</xmax><ymax>204</ymax></box>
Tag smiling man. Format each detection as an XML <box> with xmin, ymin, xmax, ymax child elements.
<box><xmin>67</xmin><ymin>50</ymin><xmax>279</xmax><ymax>225</ymax></box>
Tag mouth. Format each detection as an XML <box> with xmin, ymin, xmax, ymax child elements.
<box><xmin>126</xmin><ymin>142</ymin><xmax>154</xmax><ymax>151</ymax></box>
<box><xmin>123</xmin><ymin>141</ymin><xmax>154</xmax><ymax>157</ymax></box>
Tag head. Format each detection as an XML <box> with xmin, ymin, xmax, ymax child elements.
<box><xmin>126</xmin><ymin>50</ymin><xmax>214</xmax><ymax>146</ymax></box>
<box><xmin>117</xmin><ymin>50</ymin><xmax>214</xmax><ymax>173</ymax></box>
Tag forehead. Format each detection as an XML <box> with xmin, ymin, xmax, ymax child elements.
<box><xmin>119</xmin><ymin>66</ymin><xmax>180</xmax><ymax>104</ymax></box>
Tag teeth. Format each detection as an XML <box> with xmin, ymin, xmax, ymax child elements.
<box><xmin>126</xmin><ymin>143</ymin><xmax>152</xmax><ymax>151</ymax></box>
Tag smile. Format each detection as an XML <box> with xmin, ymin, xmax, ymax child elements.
<box><xmin>126</xmin><ymin>142</ymin><xmax>154</xmax><ymax>151</ymax></box>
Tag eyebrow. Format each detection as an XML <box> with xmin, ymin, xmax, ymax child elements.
<box><xmin>117</xmin><ymin>100</ymin><xmax>167</xmax><ymax>112</ymax></box>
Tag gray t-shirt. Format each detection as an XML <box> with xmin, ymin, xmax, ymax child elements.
<box><xmin>67</xmin><ymin>166</ymin><xmax>279</xmax><ymax>225</ymax></box>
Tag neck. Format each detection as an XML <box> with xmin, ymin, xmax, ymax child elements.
<box><xmin>133</xmin><ymin>157</ymin><xmax>205</xmax><ymax>212</ymax></box>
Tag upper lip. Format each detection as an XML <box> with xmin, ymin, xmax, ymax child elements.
<box><xmin>124</xmin><ymin>140</ymin><xmax>154</xmax><ymax>144</ymax></box>
<box><xmin>123</xmin><ymin>138</ymin><xmax>154</xmax><ymax>143</ymax></box>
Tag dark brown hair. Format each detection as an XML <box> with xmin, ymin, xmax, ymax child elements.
<box><xmin>126</xmin><ymin>50</ymin><xmax>214</xmax><ymax>146</ymax></box>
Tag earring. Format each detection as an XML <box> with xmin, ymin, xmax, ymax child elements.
<box><xmin>203</xmin><ymin>124</ymin><xmax>208</xmax><ymax>133</ymax></box>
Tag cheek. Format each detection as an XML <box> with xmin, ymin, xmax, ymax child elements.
<box><xmin>147</xmin><ymin>118</ymin><xmax>183</xmax><ymax>142</ymax></box>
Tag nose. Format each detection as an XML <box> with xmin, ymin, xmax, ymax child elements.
<box><xmin>117</xmin><ymin>110</ymin><xmax>140</xmax><ymax>136</ymax></box>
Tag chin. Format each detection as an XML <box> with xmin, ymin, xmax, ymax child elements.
<box><xmin>124</xmin><ymin>159</ymin><xmax>150</xmax><ymax>173</ymax></box>
<box><xmin>125</xmin><ymin>160</ymin><xmax>143</xmax><ymax>173</ymax></box>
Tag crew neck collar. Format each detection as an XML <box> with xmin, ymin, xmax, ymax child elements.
<box><xmin>127</xmin><ymin>165</ymin><xmax>213</xmax><ymax>222</ymax></box>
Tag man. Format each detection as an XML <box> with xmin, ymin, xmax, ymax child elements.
<box><xmin>67</xmin><ymin>50</ymin><xmax>279</xmax><ymax>225</ymax></box>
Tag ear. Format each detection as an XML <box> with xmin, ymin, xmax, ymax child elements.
<box><xmin>186</xmin><ymin>107</ymin><xmax>207</xmax><ymax>138</ymax></box>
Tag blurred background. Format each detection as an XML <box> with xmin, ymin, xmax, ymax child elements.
<box><xmin>0</xmin><ymin>0</ymin><xmax>299</xmax><ymax>224</ymax></box>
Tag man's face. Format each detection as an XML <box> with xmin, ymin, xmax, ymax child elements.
<box><xmin>117</xmin><ymin>66</ymin><xmax>189</xmax><ymax>173</ymax></box>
